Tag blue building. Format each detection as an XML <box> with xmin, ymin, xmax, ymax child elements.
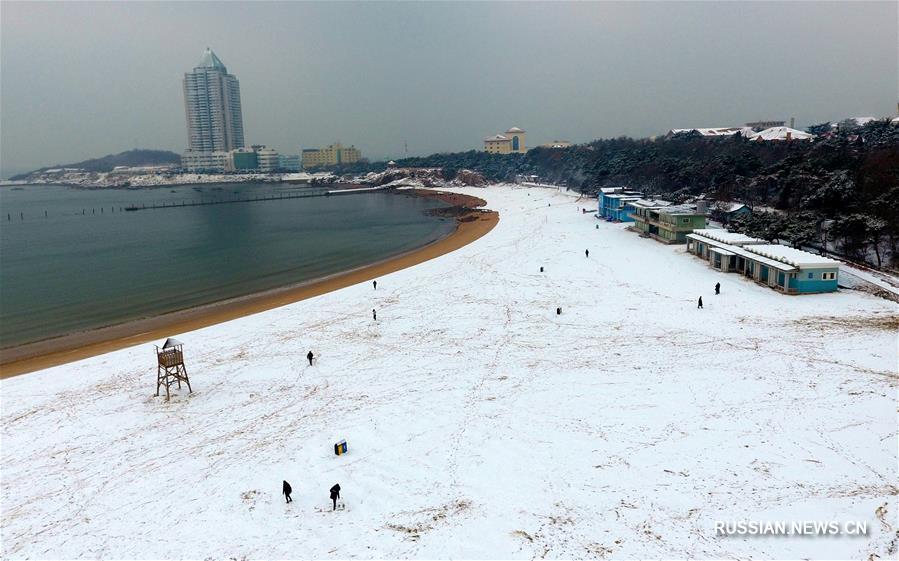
<box><xmin>597</xmin><ymin>187</ymin><xmax>643</xmax><ymax>222</ymax></box>
<box><xmin>686</xmin><ymin>229</ymin><xmax>840</xmax><ymax>294</ymax></box>
<box><xmin>278</xmin><ymin>154</ymin><xmax>301</xmax><ymax>172</ymax></box>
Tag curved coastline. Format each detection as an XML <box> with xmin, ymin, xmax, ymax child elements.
<box><xmin>0</xmin><ymin>190</ymin><xmax>498</xmax><ymax>378</ymax></box>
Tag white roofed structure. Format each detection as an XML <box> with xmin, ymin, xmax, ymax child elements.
<box><xmin>690</xmin><ymin>229</ymin><xmax>766</xmax><ymax>246</ymax></box>
<box><xmin>716</xmin><ymin>202</ymin><xmax>749</xmax><ymax>213</ymax></box>
<box><xmin>742</xmin><ymin>244</ymin><xmax>840</xmax><ymax>269</ymax></box>
<box><xmin>628</xmin><ymin>198</ymin><xmax>672</xmax><ymax>209</ymax></box>
<box><xmin>750</xmin><ymin>127</ymin><xmax>814</xmax><ymax>141</ymax></box>
<box><xmin>669</xmin><ymin>127</ymin><xmax>755</xmax><ymax>137</ymax></box>
<box><xmin>688</xmin><ymin>229</ymin><xmax>840</xmax><ymax>293</ymax></box>
<box><xmin>161</xmin><ymin>337</ymin><xmax>184</xmax><ymax>349</ymax></box>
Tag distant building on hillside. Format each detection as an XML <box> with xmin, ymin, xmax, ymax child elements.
<box><xmin>302</xmin><ymin>143</ymin><xmax>362</xmax><ymax>168</ymax></box>
<box><xmin>484</xmin><ymin>127</ymin><xmax>527</xmax><ymax>154</ymax></box>
<box><xmin>668</xmin><ymin>127</ymin><xmax>756</xmax><ymax>138</ymax></box>
<box><xmin>598</xmin><ymin>187</ymin><xmax>643</xmax><ymax>222</ymax></box>
<box><xmin>749</xmin><ymin>127</ymin><xmax>814</xmax><ymax>141</ymax></box>
<box><xmin>183</xmin><ymin>48</ymin><xmax>245</xmax><ymax>152</ymax></box>
<box><xmin>540</xmin><ymin>140</ymin><xmax>572</xmax><ymax>149</ymax></box>
<box><xmin>710</xmin><ymin>201</ymin><xmax>752</xmax><ymax>224</ymax></box>
<box><xmin>745</xmin><ymin>120</ymin><xmax>786</xmax><ymax>130</ymax></box>
<box><xmin>832</xmin><ymin>117</ymin><xmax>878</xmax><ymax>130</ymax></box>
<box><xmin>687</xmin><ymin>229</ymin><xmax>839</xmax><ymax>294</ymax></box>
<box><xmin>484</xmin><ymin>135</ymin><xmax>511</xmax><ymax>154</ymax></box>
<box><xmin>627</xmin><ymin>199</ymin><xmax>707</xmax><ymax>244</ymax></box>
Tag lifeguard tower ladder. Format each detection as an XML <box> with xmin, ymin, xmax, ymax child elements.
<box><xmin>155</xmin><ymin>338</ymin><xmax>192</xmax><ymax>401</ymax></box>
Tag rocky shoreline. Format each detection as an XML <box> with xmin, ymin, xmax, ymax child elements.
<box><xmin>3</xmin><ymin>165</ymin><xmax>490</xmax><ymax>190</ymax></box>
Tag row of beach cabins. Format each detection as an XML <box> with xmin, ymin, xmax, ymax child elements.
<box><xmin>597</xmin><ymin>187</ymin><xmax>840</xmax><ymax>294</ymax></box>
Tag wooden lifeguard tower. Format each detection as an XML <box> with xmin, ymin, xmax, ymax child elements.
<box><xmin>155</xmin><ymin>338</ymin><xmax>192</xmax><ymax>401</ymax></box>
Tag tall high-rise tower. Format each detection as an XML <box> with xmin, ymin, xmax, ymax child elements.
<box><xmin>182</xmin><ymin>48</ymin><xmax>245</xmax><ymax>152</ymax></box>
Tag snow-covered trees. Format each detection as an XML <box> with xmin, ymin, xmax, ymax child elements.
<box><xmin>350</xmin><ymin>121</ymin><xmax>897</xmax><ymax>268</ymax></box>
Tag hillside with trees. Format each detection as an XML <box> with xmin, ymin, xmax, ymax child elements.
<box><xmin>11</xmin><ymin>149</ymin><xmax>181</xmax><ymax>179</ymax></box>
<box><xmin>372</xmin><ymin>120</ymin><xmax>897</xmax><ymax>269</ymax></box>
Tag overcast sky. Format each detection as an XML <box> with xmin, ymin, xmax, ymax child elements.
<box><xmin>1</xmin><ymin>1</ymin><xmax>896</xmax><ymax>176</ymax></box>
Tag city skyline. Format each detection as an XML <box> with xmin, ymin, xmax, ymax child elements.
<box><xmin>1</xmin><ymin>1</ymin><xmax>897</xmax><ymax>177</ymax></box>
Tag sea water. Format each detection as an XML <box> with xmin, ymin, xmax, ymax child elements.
<box><xmin>0</xmin><ymin>183</ymin><xmax>454</xmax><ymax>347</ymax></box>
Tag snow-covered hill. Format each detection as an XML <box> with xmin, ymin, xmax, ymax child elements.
<box><xmin>1</xmin><ymin>185</ymin><xmax>896</xmax><ymax>558</ymax></box>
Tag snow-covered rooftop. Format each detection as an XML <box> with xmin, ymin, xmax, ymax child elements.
<box><xmin>669</xmin><ymin>127</ymin><xmax>755</xmax><ymax>137</ymax></box>
<box><xmin>836</xmin><ymin>117</ymin><xmax>877</xmax><ymax>127</ymax></box>
<box><xmin>715</xmin><ymin>202</ymin><xmax>748</xmax><ymax>213</ymax></box>
<box><xmin>750</xmin><ymin>126</ymin><xmax>814</xmax><ymax>141</ymax></box>
<box><xmin>691</xmin><ymin>229</ymin><xmax>765</xmax><ymax>246</ymax></box>
<box><xmin>160</xmin><ymin>337</ymin><xmax>184</xmax><ymax>349</ymax></box>
<box><xmin>743</xmin><ymin>244</ymin><xmax>840</xmax><ymax>268</ymax></box>
<box><xmin>660</xmin><ymin>204</ymin><xmax>701</xmax><ymax>215</ymax></box>
<box><xmin>708</xmin><ymin>246</ymin><xmax>736</xmax><ymax>257</ymax></box>
<box><xmin>628</xmin><ymin>198</ymin><xmax>672</xmax><ymax>209</ymax></box>
<box><xmin>687</xmin><ymin>234</ymin><xmax>801</xmax><ymax>272</ymax></box>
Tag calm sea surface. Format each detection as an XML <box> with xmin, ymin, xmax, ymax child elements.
<box><xmin>0</xmin><ymin>183</ymin><xmax>454</xmax><ymax>348</ymax></box>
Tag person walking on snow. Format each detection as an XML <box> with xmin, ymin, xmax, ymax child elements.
<box><xmin>372</xmin><ymin>309</ymin><xmax>377</xmax><ymax>321</ymax></box>
<box><xmin>715</xmin><ymin>282</ymin><xmax>720</xmax><ymax>295</ymax></box>
<box><xmin>373</xmin><ymin>280</ymin><xmax>377</xmax><ymax>290</ymax></box>
<box><xmin>283</xmin><ymin>480</ymin><xmax>293</xmax><ymax>503</ymax></box>
<box><xmin>697</xmin><ymin>296</ymin><xmax>703</xmax><ymax>309</ymax></box>
<box><xmin>585</xmin><ymin>249</ymin><xmax>589</xmax><ymax>258</ymax></box>
<box><xmin>330</xmin><ymin>483</ymin><xmax>341</xmax><ymax>511</ymax></box>
<box><xmin>307</xmin><ymin>351</ymin><xmax>314</xmax><ymax>366</ymax></box>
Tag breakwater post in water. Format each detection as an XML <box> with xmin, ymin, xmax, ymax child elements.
<box><xmin>5</xmin><ymin>189</ymin><xmax>377</xmax><ymax>220</ymax></box>
<box><xmin>116</xmin><ymin>189</ymin><xmax>354</xmax><ymax>212</ymax></box>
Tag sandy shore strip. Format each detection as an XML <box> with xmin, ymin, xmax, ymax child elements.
<box><xmin>0</xmin><ymin>190</ymin><xmax>497</xmax><ymax>378</ymax></box>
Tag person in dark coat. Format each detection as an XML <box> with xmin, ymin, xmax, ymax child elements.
<box><xmin>540</xmin><ymin>266</ymin><xmax>544</xmax><ymax>272</ymax></box>
<box><xmin>697</xmin><ymin>296</ymin><xmax>703</xmax><ymax>309</ymax></box>
<box><xmin>715</xmin><ymin>282</ymin><xmax>720</xmax><ymax>295</ymax></box>
<box><xmin>373</xmin><ymin>280</ymin><xmax>377</xmax><ymax>290</ymax></box>
<box><xmin>585</xmin><ymin>249</ymin><xmax>589</xmax><ymax>258</ymax></box>
<box><xmin>330</xmin><ymin>483</ymin><xmax>341</xmax><ymax>511</ymax></box>
<box><xmin>307</xmin><ymin>351</ymin><xmax>314</xmax><ymax>366</ymax></box>
<box><xmin>372</xmin><ymin>309</ymin><xmax>377</xmax><ymax>321</ymax></box>
<box><xmin>283</xmin><ymin>480</ymin><xmax>293</xmax><ymax>503</ymax></box>
<box><xmin>556</xmin><ymin>307</ymin><xmax>562</xmax><ymax>315</ymax></box>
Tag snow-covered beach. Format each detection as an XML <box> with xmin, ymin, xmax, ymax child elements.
<box><xmin>1</xmin><ymin>185</ymin><xmax>896</xmax><ymax>558</ymax></box>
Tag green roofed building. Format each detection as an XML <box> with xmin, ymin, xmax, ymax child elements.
<box><xmin>626</xmin><ymin>199</ymin><xmax>707</xmax><ymax>244</ymax></box>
